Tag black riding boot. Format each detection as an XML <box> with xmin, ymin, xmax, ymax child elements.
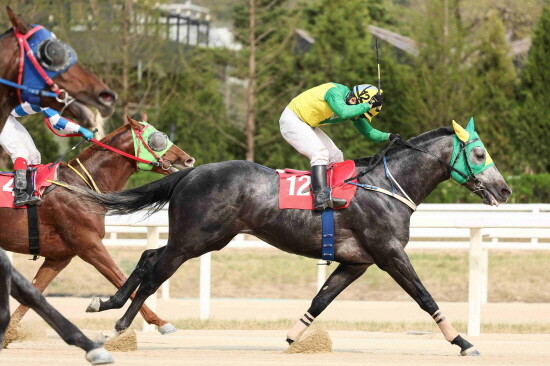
<box><xmin>311</xmin><ymin>165</ymin><xmax>346</xmax><ymax>211</ymax></box>
<box><xmin>13</xmin><ymin>169</ymin><xmax>42</xmax><ymax>207</ymax></box>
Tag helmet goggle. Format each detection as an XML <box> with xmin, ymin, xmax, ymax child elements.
<box><xmin>352</xmin><ymin>84</ymin><xmax>382</xmax><ymax>121</ymax></box>
<box><xmin>36</xmin><ymin>38</ymin><xmax>77</xmax><ymax>72</ymax></box>
<box><xmin>147</xmin><ymin>131</ymin><xmax>170</xmax><ymax>152</ymax></box>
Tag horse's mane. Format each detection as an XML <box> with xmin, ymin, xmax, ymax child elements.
<box><xmin>0</xmin><ymin>28</ymin><xmax>13</xmax><ymax>38</ymax></box>
<box><xmin>406</xmin><ymin>126</ymin><xmax>454</xmax><ymax>145</ymax></box>
<box><xmin>354</xmin><ymin>126</ymin><xmax>454</xmax><ymax>167</ymax></box>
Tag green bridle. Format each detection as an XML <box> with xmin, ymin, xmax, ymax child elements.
<box><xmin>449</xmin><ymin>118</ymin><xmax>494</xmax><ymax>184</ymax></box>
<box><xmin>131</xmin><ymin>122</ymin><xmax>174</xmax><ymax>171</ymax></box>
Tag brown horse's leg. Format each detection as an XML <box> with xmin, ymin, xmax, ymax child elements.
<box><xmin>10</xmin><ymin>257</ymin><xmax>72</xmax><ymax>324</ymax></box>
<box><xmin>77</xmin><ymin>245</ymin><xmax>169</xmax><ymax>328</ymax></box>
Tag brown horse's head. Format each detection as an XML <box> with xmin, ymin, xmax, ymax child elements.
<box><xmin>126</xmin><ymin>114</ymin><xmax>195</xmax><ymax>173</ymax></box>
<box><xmin>5</xmin><ymin>7</ymin><xmax>117</xmax><ymax>128</ymax></box>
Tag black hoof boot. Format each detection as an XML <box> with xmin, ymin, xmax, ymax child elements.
<box><xmin>452</xmin><ymin>335</ymin><xmax>480</xmax><ymax>356</ymax></box>
<box><xmin>286</xmin><ymin>338</ymin><xmax>294</xmax><ymax>345</ymax></box>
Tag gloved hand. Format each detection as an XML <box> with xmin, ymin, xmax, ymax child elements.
<box><xmin>389</xmin><ymin>133</ymin><xmax>401</xmax><ymax>141</ymax></box>
<box><xmin>369</xmin><ymin>94</ymin><xmax>384</xmax><ymax>108</ymax></box>
<box><xmin>78</xmin><ymin>127</ymin><xmax>94</xmax><ymax>141</ymax></box>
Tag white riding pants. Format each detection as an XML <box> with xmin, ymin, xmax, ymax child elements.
<box><xmin>0</xmin><ymin>115</ymin><xmax>41</xmax><ymax>164</ymax></box>
<box><xmin>279</xmin><ymin>107</ymin><xmax>344</xmax><ymax>166</ymax></box>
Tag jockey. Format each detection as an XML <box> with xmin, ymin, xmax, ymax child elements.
<box><xmin>0</xmin><ymin>102</ymin><xmax>94</xmax><ymax>207</ymax></box>
<box><xmin>279</xmin><ymin>82</ymin><xmax>399</xmax><ymax>211</ymax></box>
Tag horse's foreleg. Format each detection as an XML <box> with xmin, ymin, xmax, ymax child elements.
<box><xmin>9</xmin><ymin>267</ymin><xmax>114</xmax><ymax>364</ymax></box>
<box><xmin>10</xmin><ymin>257</ymin><xmax>72</xmax><ymax>325</ymax></box>
<box><xmin>87</xmin><ymin>247</ymin><xmax>165</xmax><ymax>313</ymax></box>
<box><xmin>374</xmin><ymin>243</ymin><xmax>479</xmax><ymax>356</ymax></box>
<box><xmin>286</xmin><ymin>263</ymin><xmax>369</xmax><ymax>343</ymax></box>
<box><xmin>80</xmin><ymin>245</ymin><xmax>174</xmax><ymax>333</ymax></box>
<box><xmin>0</xmin><ymin>251</ymin><xmax>12</xmax><ymax>348</ymax></box>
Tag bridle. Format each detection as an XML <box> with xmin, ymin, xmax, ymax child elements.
<box><xmin>46</xmin><ymin>122</ymin><xmax>173</xmax><ymax>171</ymax></box>
<box><xmin>345</xmin><ymin>136</ymin><xmax>486</xmax><ymax>189</ymax></box>
<box><xmin>0</xmin><ymin>25</ymin><xmax>76</xmax><ymax>108</ymax></box>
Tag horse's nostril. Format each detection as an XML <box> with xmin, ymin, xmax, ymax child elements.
<box><xmin>98</xmin><ymin>90</ymin><xmax>117</xmax><ymax>106</ymax></box>
<box><xmin>500</xmin><ymin>188</ymin><xmax>512</xmax><ymax>197</ymax></box>
<box><xmin>185</xmin><ymin>158</ymin><xmax>195</xmax><ymax>167</ymax></box>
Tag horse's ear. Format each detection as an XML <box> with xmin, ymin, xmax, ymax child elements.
<box><xmin>466</xmin><ymin>117</ymin><xmax>475</xmax><ymax>132</ymax></box>
<box><xmin>126</xmin><ymin>115</ymin><xmax>145</xmax><ymax>131</ymax></box>
<box><xmin>452</xmin><ymin>120</ymin><xmax>469</xmax><ymax>142</ymax></box>
<box><xmin>7</xmin><ymin>7</ymin><xmax>32</xmax><ymax>34</ymax></box>
<box><xmin>140</xmin><ymin>112</ymin><xmax>148</xmax><ymax>122</ymax></box>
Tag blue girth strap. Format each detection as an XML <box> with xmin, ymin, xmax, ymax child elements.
<box><xmin>321</xmin><ymin>208</ymin><xmax>335</xmax><ymax>262</ymax></box>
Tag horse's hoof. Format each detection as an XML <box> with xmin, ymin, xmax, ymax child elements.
<box><xmin>86</xmin><ymin>298</ymin><xmax>101</xmax><ymax>313</ymax></box>
<box><xmin>286</xmin><ymin>338</ymin><xmax>294</xmax><ymax>345</ymax></box>
<box><xmin>460</xmin><ymin>347</ymin><xmax>481</xmax><ymax>356</ymax></box>
<box><xmin>85</xmin><ymin>347</ymin><xmax>115</xmax><ymax>365</ymax></box>
<box><xmin>158</xmin><ymin>323</ymin><xmax>177</xmax><ymax>335</ymax></box>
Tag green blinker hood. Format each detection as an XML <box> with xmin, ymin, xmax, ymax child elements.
<box><xmin>450</xmin><ymin>117</ymin><xmax>495</xmax><ymax>184</ymax></box>
<box><xmin>131</xmin><ymin>122</ymin><xmax>174</xmax><ymax>171</ymax></box>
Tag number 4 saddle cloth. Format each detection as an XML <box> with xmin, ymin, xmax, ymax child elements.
<box><xmin>277</xmin><ymin>160</ymin><xmax>358</xmax><ymax>210</ymax></box>
<box><xmin>0</xmin><ymin>164</ymin><xmax>60</xmax><ymax>208</ymax></box>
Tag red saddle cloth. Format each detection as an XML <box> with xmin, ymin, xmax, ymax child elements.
<box><xmin>0</xmin><ymin>163</ymin><xmax>60</xmax><ymax>209</ymax></box>
<box><xmin>277</xmin><ymin>160</ymin><xmax>358</xmax><ymax>210</ymax></box>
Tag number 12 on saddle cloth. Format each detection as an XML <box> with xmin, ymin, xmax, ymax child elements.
<box><xmin>277</xmin><ymin>160</ymin><xmax>358</xmax><ymax>210</ymax></box>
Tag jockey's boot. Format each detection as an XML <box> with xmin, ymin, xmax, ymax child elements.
<box><xmin>13</xmin><ymin>169</ymin><xmax>42</xmax><ymax>207</ymax></box>
<box><xmin>311</xmin><ymin>165</ymin><xmax>346</xmax><ymax>211</ymax></box>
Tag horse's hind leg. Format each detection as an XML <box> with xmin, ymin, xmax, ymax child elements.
<box><xmin>79</xmin><ymin>245</ymin><xmax>173</xmax><ymax>334</ymax></box>
<box><xmin>114</xmin><ymin>236</ymin><xmax>233</xmax><ymax>333</ymax></box>
<box><xmin>286</xmin><ymin>263</ymin><xmax>369</xmax><ymax>343</ymax></box>
<box><xmin>9</xmin><ymin>267</ymin><xmax>114</xmax><ymax>364</ymax></box>
<box><xmin>10</xmin><ymin>257</ymin><xmax>72</xmax><ymax>325</ymax></box>
<box><xmin>0</xmin><ymin>251</ymin><xmax>12</xmax><ymax>348</ymax></box>
<box><xmin>373</xmin><ymin>242</ymin><xmax>479</xmax><ymax>356</ymax></box>
<box><xmin>87</xmin><ymin>246</ymin><xmax>165</xmax><ymax>312</ymax></box>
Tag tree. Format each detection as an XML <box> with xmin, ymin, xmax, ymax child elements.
<box><xmin>233</xmin><ymin>0</ymin><xmax>298</xmax><ymax>162</ymax></box>
<box><xmin>470</xmin><ymin>10</ymin><xmax>518</xmax><ymax>172</ymax></box>
<box><xmin>518</xmin><ymin>3</ymin><xmax>550</xmax><ymax>173</ymax></box>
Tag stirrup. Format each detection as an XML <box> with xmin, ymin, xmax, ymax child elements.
<box><xmin>14</xmin><ymin>192</ymin><xmax>42</xmax><ymax>207</ymax></box>
<box><xmin>329</xmin><ymin>197</ymin><xmax>347</xmax><ymax>208</ymax></box>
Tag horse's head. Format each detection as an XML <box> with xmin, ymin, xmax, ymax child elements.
<box><xmin>450</xmin><ymin>118</ymin><xmax>512</xmax><ymax>206</ymax></box>
<box><xmin>5</xmin><ymin>7</ymin><xmax>117</xmax><ymax>127</ymax></box>
<box><xmin>126</xmin><ymin>115</ymin><xmax>195</xmax><ymax>173</ymax></box>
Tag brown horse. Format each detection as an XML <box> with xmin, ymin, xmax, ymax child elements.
<box><xmin>0</xmin><ymin>7</ymin><xmax>117</xmax><ymax>132</ymax></box>
<box><xmin>2</xmin><ymin>115</ymin><xmax>195</xmax><ymax>336</ymax></box>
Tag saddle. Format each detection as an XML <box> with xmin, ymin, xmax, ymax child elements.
<box><xmin>277</xmin><ymin>160</ymin><xmax>358</xmax><ymax>210</ymax></box>
<box><xmin>0</xmin><ymin>163</ymin><xmax>59</xmax><ymax>208</ymax></box>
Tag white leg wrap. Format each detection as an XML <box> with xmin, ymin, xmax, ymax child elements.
<box><xmin>287</xmin><ymin>312</ymin><xmax>315</xmax><ymax>342</ymax></box>
<box><xmin>432</xmin><ymin>311</ymin><xmax>459</xmax><ymax>342</ymax></box>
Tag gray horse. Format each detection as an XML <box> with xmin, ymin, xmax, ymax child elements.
<box><xmin>0</xmin><ymin>249</ymin><xmax>113</xmax><ymax>364</ymax></box>
<box><xmin>84</xmin><ymin>120</ymin><xmax>511</xmax><ymax>356</ymax></box>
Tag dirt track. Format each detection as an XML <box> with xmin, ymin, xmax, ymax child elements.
<box><xmin>3</xmin><ymin>297</ymin><xmax>550</xmax><ymax>365</ymax></box>
<box><xmin>3</xmin><ymin>330</ymin><xmax>550</xmax><ymax>366</ymax></box>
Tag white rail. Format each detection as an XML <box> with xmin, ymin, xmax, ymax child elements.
<box><xmin>103</xmin><ymin>204</ymin><xmax>550</xmax><ymax>336</ymax></box>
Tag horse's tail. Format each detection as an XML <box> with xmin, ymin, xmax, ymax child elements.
<box><xmin>79</xmin><ymin>168</ymin><xmax>195</xmax><ymax>216</ymax></box>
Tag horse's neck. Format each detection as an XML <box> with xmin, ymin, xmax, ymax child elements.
<box><xmin>360</xmin><ymin>135</ymin><xmax>454</xmax><ymax>205</ymax></box>
<box><xmin>62</xmin><ymin>134</ymin><xmax>136</xmax><ymax>192</ymax></box>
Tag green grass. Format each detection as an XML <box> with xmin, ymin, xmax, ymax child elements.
<box><xmin>69</xmin><ymin>318</ymin><xmax>550</xmax><ymax>334</ymax></box>
<box><xmin>13</xmin><ymin>248</ymin><xmax>550</xmax><ymax>302</ymax></box>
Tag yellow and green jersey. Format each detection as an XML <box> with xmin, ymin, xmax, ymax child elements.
<box><xmin>287</xmin><ymin>82</ymin><xmax>389</xmax><ymax>142</ymax></box>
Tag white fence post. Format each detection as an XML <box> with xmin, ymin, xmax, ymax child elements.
<box><xmin>7</xmin><ymin>251</ymin><xmax>13</xmax><ymax>264</ymax></box>
<box><xmin>316</xmin><ymin>261</ymin><xmax>327</xmax><ymax>291</ymax></box>
<box><xmin>468</xmin><ymin>228</ymin><xmax>482</xmax><ymax>337</ymax></box>
<box><xmin>143</xmin><ymin>226</ymin><xmax>159</xmax><ymax>332</ymax></box>
<box><xmin>480</xmin><ymin>247</ymin><xmax>489</xmax><ymax>304</ymax></box>
<box><xmin>199</xmin><ymin>253</ymin><xmax>211</xmax><ymax>320</ymax></box>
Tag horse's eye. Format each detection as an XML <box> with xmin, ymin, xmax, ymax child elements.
<box><xmin>471</xmin><ymin>147</ymin><xmax>485</xmax><ymax>162</ymax></box>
